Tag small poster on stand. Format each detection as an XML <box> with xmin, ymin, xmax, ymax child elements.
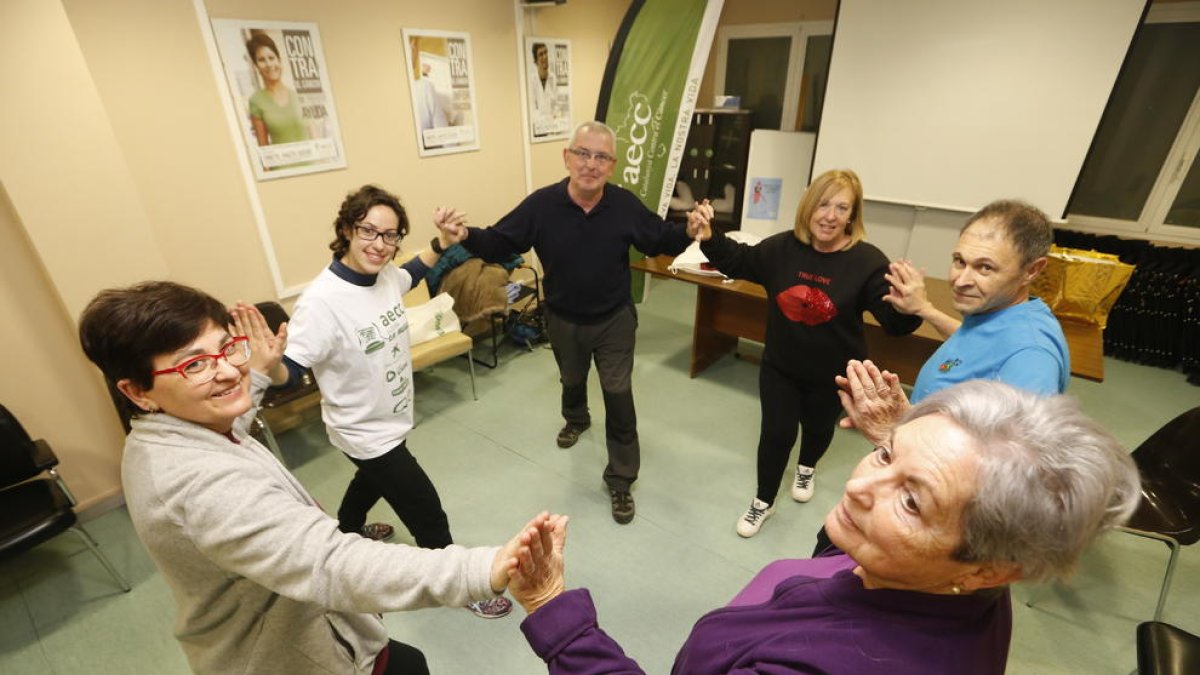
<box><xmin>746</xmin><ymin>177</ymin><xmax>783</xmax><ymax>221</ymax></box>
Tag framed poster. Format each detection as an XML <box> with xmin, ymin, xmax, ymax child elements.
<box><xmin>525</xmin><ymin>37</ymin><xmax>572</xmax><ymax>142</ymax></box>
<box><xmin>210</xmin><ymin>19</ymin><xmax>347</xmax><ymax>180</ymax></box>
<box><xmin>402</xmin><ymin>29</ymin><xmax>480</xmax><ymax>157</ymax></box>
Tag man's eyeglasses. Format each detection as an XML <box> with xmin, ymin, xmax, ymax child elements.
<box><xmin>353</xmin><ymin>225</ymin><xmax>402</xmax><ymax>246</ymax></box>
<box><xmin>152</xmin><ymin>336</ymin><xmax>251</xmax><ymax>385</ymax></box>
<box><xmin>567</xmin><ymin>147</ymin><xmax>616</xmax><ymax>165</ymax></box>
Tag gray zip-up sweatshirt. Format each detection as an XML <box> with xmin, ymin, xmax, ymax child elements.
<box><xmin>121</xmin><ymin>371</ymin><xmax>500</xmax><ymax>674</ymax></box>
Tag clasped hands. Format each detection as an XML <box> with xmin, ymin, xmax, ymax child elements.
<box><xmin>490</xmin><ymin>511</ymin><xmax>570</xmax><ymax>615</ymax></box>
<box><xmin>836</xmin><ymin>359</ymin><xmax>910</xmax><ymax>447</ymax></box>
<box><xmin>687</xmin><ymin>198</ymin><xmax>716</xmax><ymax>242</ymax></box>
<box><xmin>433</xmin><ymin>206</ymin><xmax>469</xmax><ymax>248</ymax></box>
<box><xmin>881</xmin><ymin>259</ymin><xmax>930</xmax><ymax>316</ymax></box>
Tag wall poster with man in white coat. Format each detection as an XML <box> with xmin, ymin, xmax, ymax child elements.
<box><xmin>525</xmin><ymin>37</ymin><xmax>572</xmax><ymax>142</ymax></box>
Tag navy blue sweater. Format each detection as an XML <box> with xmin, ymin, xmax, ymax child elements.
<box><xmin>461</xmin><ymin>179</ymin><xmax>690</xmax><ymax>323</ymax></box>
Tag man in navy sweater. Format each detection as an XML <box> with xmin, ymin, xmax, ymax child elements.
<box><xmin>457</xmin><ymin>120</ymin><xmax>704</xmax><ymax>524</ymax></box>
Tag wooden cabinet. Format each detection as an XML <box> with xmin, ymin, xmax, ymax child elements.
<box><xmin>668</xmin><ymin>109</ymin><xmax>752</xmax><ymax>233</ymax></box>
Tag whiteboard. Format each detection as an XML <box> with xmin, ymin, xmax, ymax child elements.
<box><xmin>812</xmin><ymin>0</ymin><xmax>1146</xmax><ymax>218</ymax></box>
<box><xmin>740</xmin><ymin>130</ymin><xmax>816</xmax><ymax>239</ymax></box>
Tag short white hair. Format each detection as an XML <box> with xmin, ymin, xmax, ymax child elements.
<box><xmin>902</xmin><ymin>380</ymin><xmax>1140</xmax><ymax>582</ymax></box>
<box><xmin>570</xmin><ymin>120</ymin><xmax>615</xmax><ymax>149</ymax></box>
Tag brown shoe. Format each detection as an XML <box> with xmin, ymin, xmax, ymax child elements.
<box><xmin>610</xmin><ymin>489</ymin><xmax>635</xmax><ymax>524</ymax></box>
<box><xmin>556</xmin><ymin>422</ymin><xmax>590</xmax><ymax>448</ymax></box>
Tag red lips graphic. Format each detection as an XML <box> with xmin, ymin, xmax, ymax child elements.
<box><xmin>776</xmin><ymin>284</ymin><xmax>837</xmax><ymax>326</ymax></box>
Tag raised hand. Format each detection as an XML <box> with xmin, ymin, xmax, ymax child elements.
<box><xmin>499</xmin><ymin>512</ymin><xmax>569</xmax><ymax>614</ymax></box>
<box><xmin>835</xmin><ymin>359</ymin><xmax>908</xmax><ymax>446</ymax></box>
<box><xmin>230</xmin><ymin>302</ymin><xmax>288</xmax><ymax>384</ymax></box>
<box><xmin>882</xmin><ymin>259</ymin><xmax>930</xmax><ymax>316</ymax></box>
<box><xmin>433</xmin><ymin>206</ymin><xmax>468</xmax><ymax>244</ymax></box>
<box><xmin>687</xmin><ymin>199</ymin><xmax>715</xmax><ymax>242</ymax></box>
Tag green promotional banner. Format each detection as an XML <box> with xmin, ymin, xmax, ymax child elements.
<box><xmin>596</xmin><ymin>0</ymin><xmax>725</xmax><ymax>298</ymax></box>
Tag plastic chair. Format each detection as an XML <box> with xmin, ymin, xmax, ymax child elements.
<box><xmin>1136</xmin><ymin>621</ymin><xmax>1200</xmax><ymax>675</ymax></box>
<box><xmin>0</xmin><ymin>404</ymin><xmax>130</xmax><ymax>592</ymax></box>
<box><xmin>252</xmin><ymin>301</ymin><xmax>321</xmax><ymax>465</ymax></box>
<box><xmin>1118</xmin><ymin>407</ymin><xmax>1200</xmax><ymax>621</ymax></box>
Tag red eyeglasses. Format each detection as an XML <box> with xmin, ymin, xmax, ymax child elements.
<box><xmin>151</xmin><ymin>336</ymin><xmax>251</xmax><ymax>384</ymax></box>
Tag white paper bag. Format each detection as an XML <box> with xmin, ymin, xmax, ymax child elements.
<box><xmin>406</xmin><ymin>292</ymin><xmax>462</xmax><ymax>344</ymax></box>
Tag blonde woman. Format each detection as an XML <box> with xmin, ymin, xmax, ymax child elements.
<box><xmin>692</xmin><ymin>169</ymin><xmax>921</xmax><ymax>537</ymax></box>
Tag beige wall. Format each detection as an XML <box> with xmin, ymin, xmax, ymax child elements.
<box><xmin>0</xmin><ymin>185</ymin><xmax>129</xmax><ymax>508</ymax></box>
<box><xmin>0</xmin><ymin>0</ymin><xmax>627</xmax><ymax>512</ymax></box>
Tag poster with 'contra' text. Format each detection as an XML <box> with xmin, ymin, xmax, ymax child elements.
<box><xmin>402</xmin><ymin>29</ymin><xmax>481</xmax><ymax>157</ymax></box>
<box><xmin>211</xmin><ymin>18</ymin><xmax>347</xmax><ymax>180</ymax></box>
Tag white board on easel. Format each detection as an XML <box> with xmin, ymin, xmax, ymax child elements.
<box><xmin>740</xmin><ymin>130</ymin><xmax>816</xmax><ymax>239</ymax></box>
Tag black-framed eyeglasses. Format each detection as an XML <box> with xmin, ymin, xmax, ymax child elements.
<box><xmin>151</xmin><ymin>336</ymin><xmax>251</xmax><ymax>385</ymax></box>
<box><xmin>567</xmin><ymin>147</ymin><xmax>616</xmax><ymax>165</ymax></box>
<box><xmin>353</xmin><ymin>225</ymin><xmax>402</xmax><ymax>246</ymax></box>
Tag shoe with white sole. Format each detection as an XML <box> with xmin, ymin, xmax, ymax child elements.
<box><xmin>736</xmin><ymin>498</ymin><xmax>776</xmax><ymax>538</ymax></box>
<box><xmin>466</xmin><ymin>597</ymin><xmax>513</xmax><ymax>619</ymax></box>
<box><xmin>791</xmin><ymin>466</ymin><xmax>815</xmax><ymax>503</ymax></box>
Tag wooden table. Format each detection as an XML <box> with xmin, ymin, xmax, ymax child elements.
<box><xmin>632</xmin><ymin>255</ymin><xmax>1104</xmax><ymax>383</ymax></box>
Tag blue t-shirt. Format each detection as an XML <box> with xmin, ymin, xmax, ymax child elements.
<box><xmin>911</xmin><ymin>298</ymin><xmax>1069</xmax><ymax>402</ymax></box>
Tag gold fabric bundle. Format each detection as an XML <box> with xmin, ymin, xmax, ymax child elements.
<box><xmin>1030</xmin><ymin>245</ymin><xmax>1135</xmax><ymax>328</ymax></box>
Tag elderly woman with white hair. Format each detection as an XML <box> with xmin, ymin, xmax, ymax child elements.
<box><xmin>501</xmin><ymin>380</ymin><xmax>1141</xmax><ymax>674</ymax></box>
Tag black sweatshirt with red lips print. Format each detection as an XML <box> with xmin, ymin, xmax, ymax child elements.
<box><xmin>700</xmin><ymin>230</ymin><xmax>922</xmax><ymax>385</ymax></box>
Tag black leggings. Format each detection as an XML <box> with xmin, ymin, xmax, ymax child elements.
<box><xmin>337</xmin><ymin>441</ymin><xmax>453</xmax><ymax>549</ymax></box>
<box><xmin>755</xmin><ymin>362</ymin><xmax>842</xmax><ymax>505</ymax></box>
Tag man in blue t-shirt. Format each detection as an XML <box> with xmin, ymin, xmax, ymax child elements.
<box><xmin>811</xmin><ymin>200</ymin><xmax>1067</xmax><ymax>557</ymax></box>
<box><xmin>837</xmin><ymin>199</ymin><xmax>1068</xmax><ymax>445</ymax></box>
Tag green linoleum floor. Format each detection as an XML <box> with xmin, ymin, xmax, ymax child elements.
<box><xmin>2</xmin><ymin>278</ymin><xmax>1196</xmax><ymax>674</ymax></box>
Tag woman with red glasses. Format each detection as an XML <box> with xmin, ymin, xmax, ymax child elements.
<box><xmin>78</xmin><ymin>281</ymin><xmax>538</xmax><ymax>674</ymax></box>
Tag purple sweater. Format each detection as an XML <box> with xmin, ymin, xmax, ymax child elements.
<box><xmin>520</xmin><ymin>554</ymin><xmax>1012</xmax><ymax>674</ymax></box>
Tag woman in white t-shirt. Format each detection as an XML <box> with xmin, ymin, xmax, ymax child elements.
<box><xmin>280</xmin><ymin>184</ymin><xmax>513</xmax><ymax>619</ymax></box>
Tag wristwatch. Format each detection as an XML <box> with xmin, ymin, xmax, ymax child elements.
<box><xmin>431</xmin><ymin>237</ymin><xmax>445</xmax><ymax>255</ymax></box>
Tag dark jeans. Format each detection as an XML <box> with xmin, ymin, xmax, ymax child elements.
<box><xmin>546</xmin><ymin>304</ymin><xmax>639</xmax><ymax>491</ymax></box>
<box><xmin>375</xmin><ymin>639</ymin><xmax>429</xmax><ymax>675</ymax></box>
<box><xmin>337</xmin><ymin>441</ymin><xmax>453</xmax><ymax>549</ymax></box>
<box><xmin>755</xmin><ymin>362</ymin><xmax>842</xmax><ymax>505</ymax></box>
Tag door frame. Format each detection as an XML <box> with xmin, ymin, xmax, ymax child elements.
<box><xmin>714</xmin><ymin>21</ymin><xmax>834</xmax><ymax>132</ymax></box>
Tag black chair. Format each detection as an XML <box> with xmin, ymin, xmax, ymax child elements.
<box><xmin>1118</xmin><ymin>407</ymin><xmax>1200</xmax><ymax>621</ymax></box>
<box><xmin>251</xmin><ymin>301</ymin><xmax>321</xmax><ymax>464</ymax></box>
<box><xmin>1137</xmin><ymin>621</ymin><xmax>1200</xmax><ymax>675</ymax></box>
<box><xmin>0</xmin><ymin>404</ymin><xmax>130</xmax><ymax>592</ymax></box>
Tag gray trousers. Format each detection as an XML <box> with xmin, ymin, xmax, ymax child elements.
<box><xmin>545</xmin><ymin>304</ymin><xmax>639</xmax><ymax>491</ymax></box>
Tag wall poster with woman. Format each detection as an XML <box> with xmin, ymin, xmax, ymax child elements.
<box><xmin>402</xmin><ymin>29</ymin><xmax>481</xmax><ymax>157</ymax></box>
<box><xmin>525</xmin><ymin>37</ymin><xmax>572</xmax><ymax>142</ymax></box>
<box><xmin>210</xmin><ymin>18</ymin><xmax>347</xmax><ymax>180</ymax></box>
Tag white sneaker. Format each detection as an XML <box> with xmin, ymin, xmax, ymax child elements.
<box><xmin>736</xmin><ymin>498</ymin><xmax>776</xmax><ymax>538</ymax></box>
<box><xmin>791</xmin><ymin>465</ymin><xmax>815</xmax><ymax>503</ymax></box>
